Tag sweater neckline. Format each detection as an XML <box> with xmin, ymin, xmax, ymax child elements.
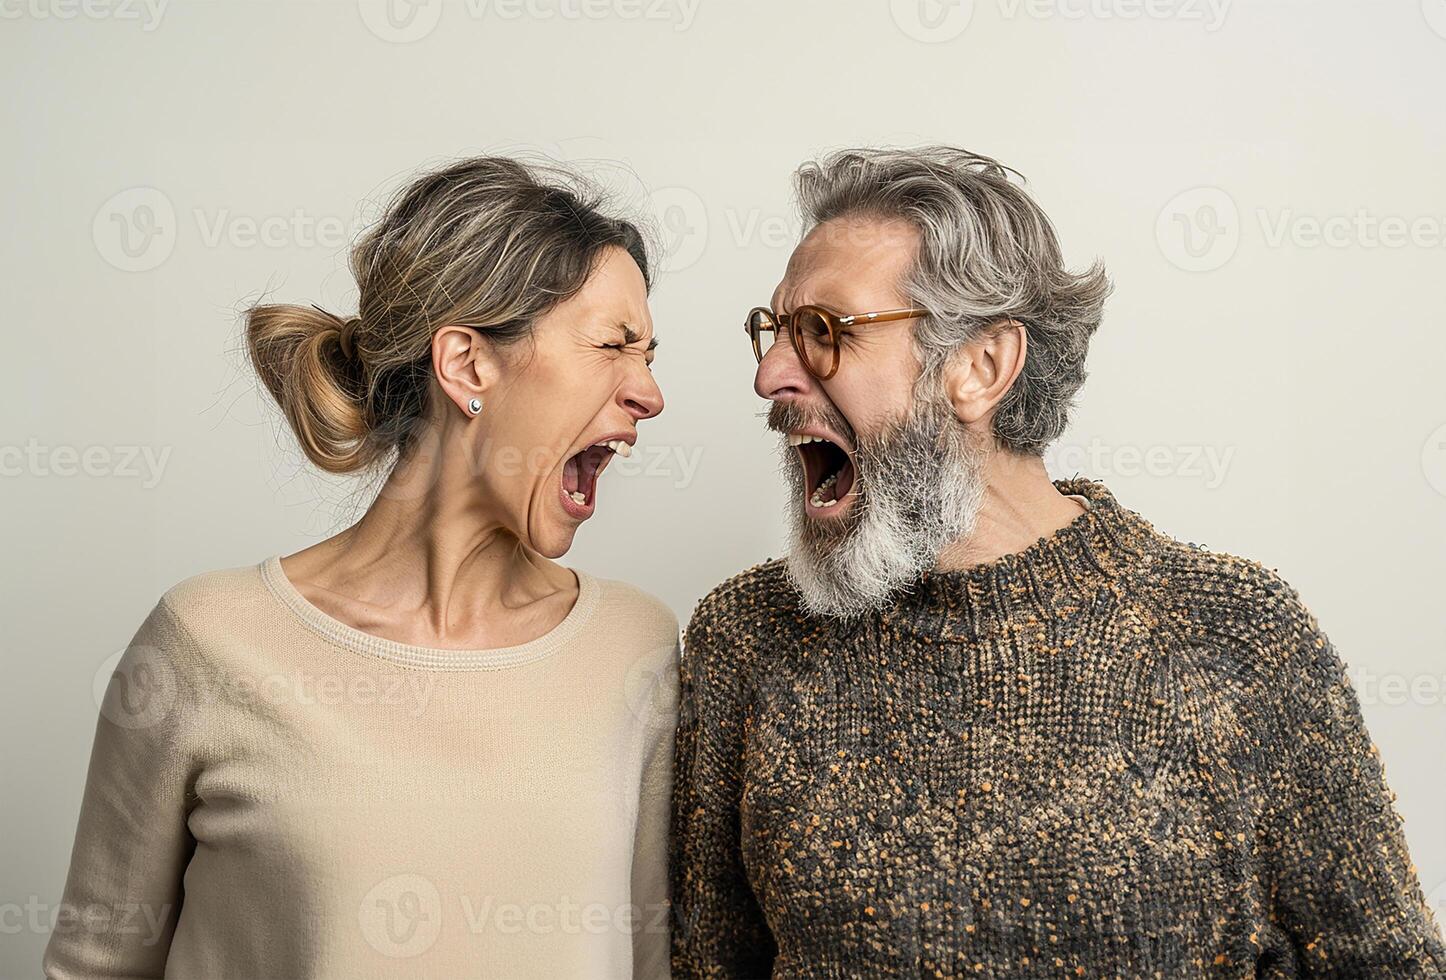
<box><xmin>883</xmin><ymin>479</ymin><xmax>1169</xmax><ymax>640</ymax></box>
<box><xmin>259</xmin><ymin>555</ymin><xmax>599</xmax><ymax>670</ymax></box>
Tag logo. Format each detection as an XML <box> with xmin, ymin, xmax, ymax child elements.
<box><xmin>93</xmin><ymin>644</ymin><xmax>178</xmax><ymax>730</ymax></box>
<box><xmin>647</xmin><ymin>186</ymin><xmax>708</xmax><ymax>273</ymax></box>
<box><xmin>1423</xmin><ymin>0</ymin><xmax>1446</xmax><ymax>40</ymax></box>
<box><xmin>359</xmin><ymin>874</ymin><xmax>443</xmax><ymax>957</ymax></box>
<box><xmin>92</xmin><ymin>187</ymin><xmax>176</xmax><ymax>272</ymax></box>
<box><xmin>1422</xmin><ymin>422</ymin><xmax>1446</xmax><ymax>498</ymax></box>
<box><xmin>358</xmin><ymin>0</ymin><xmax>444</xmax><ymax>42</ymax></box>
<box><xmin>890</xmin><ymin>0</ymin><xmax>974</xmax><ymax>41</ymax></box>
<box><xmin>1155</xmin><ymin>186</ymin><xmax>1239</xmax><ymax>272</ymax></box>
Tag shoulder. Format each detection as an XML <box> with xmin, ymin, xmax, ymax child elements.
<box><xmin>101</xmin><ymin>561</ymin><xmax>265</xmax><ymax>731</ymax></box>
<box><xmin>685</xmin><ymin>557</ymin><xmax>799</xmax><ymax>641</ymax></box>
<box><xmin>679</xmin><ymin>557</ymin><xmax>806</xmax><ymax>684</ymax></box>
<box><xmin>578</xmin><ymin>569</ymin><xmax>680</xmax><ymax>657</ymax></box>
<box><xmin>1142</xmin><ymin>539</ymin><xmax>1334</xmax><ymax>693</ymax></box>
<box><xmin>153</xmin><ymin>560</ymin><xmax>273</xmax><ymax>647</ymax></box>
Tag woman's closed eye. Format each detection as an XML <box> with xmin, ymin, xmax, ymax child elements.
<box><xmin>600</xmin><ymin>339</ymin><xmax>657</xmax><ymax>366</ymax></box>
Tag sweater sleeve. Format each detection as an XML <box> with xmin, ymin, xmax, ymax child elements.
<box><xmin>1257</xmin><ymin>595</ymin><xmax>1446</xmax><ymax>976</ymax></box>
<box><xmin>632</xmin><ymin>635</ymin><xmax>681</xmax><ymax>980</ymax></box>
<box><xmin>669</xmin><ymin>598</ymin><xmax>777</xmax><ymax>979</ymax></box>
<box><xmin>43</xmin><ymin>598</ymin><xmax>200</xmax><ymax>980</ymax></box>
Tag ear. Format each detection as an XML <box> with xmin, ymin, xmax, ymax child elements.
<box><xmin>431</xmin><ymin>325</ymin><xmax>503</xmax><ymax>416</ymax></box>
<box><xmin>942</xmin><ymin>319</ymin><xmax>1028</xmax><ymax>427</ymax></box>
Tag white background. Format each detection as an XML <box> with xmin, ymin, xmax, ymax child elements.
<box><xmin>3</xmin><ymin>0</ymin><xmax>1445</xmax><ymax>969</ymax></box>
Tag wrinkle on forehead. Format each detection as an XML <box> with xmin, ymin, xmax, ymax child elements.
<box><xmin>772</xmin><ymin>215</ymin><xmax>919</xmax><ymax>314</ymax></box>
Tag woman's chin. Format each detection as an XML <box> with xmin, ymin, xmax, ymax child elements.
<box><xmin>534</xmin><ymin>533</ymin><xmax>575</xmax><ymax>560</ymax></box>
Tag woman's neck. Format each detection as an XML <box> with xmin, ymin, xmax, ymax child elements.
<box><xmin>279</xmin><ymin>434</ymin><xmax>576</xmax><ymax>650</ymax></box>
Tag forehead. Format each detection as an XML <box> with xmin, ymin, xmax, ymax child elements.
<box><xmin>566</xmin><ymin>246</ymin><xmax>653</xmax><ymax>334</ymax></box>
<box><xmin>774</xmin><ymin>215</ymin><xmax>919</xmax><ymax>311</ymax></box>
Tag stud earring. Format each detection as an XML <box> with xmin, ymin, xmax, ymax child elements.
<box><xmin>467</xmin><ymin>397</ymin><xmax>483</xmax><ymax>416</ymax></box>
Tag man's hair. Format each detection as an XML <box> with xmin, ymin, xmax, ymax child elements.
<box><xmin>793</xmin><ymin>146</ymin><xmax>1112</xmax><ymax>456</ymax></box>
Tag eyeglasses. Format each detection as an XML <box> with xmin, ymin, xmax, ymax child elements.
<box><xmin>744</xmin><ymin>305</ymin><xmax>929</xmax><ymax>380</ymax></box>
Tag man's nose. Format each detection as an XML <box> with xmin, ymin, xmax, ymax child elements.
<box><xmin>754</xmin><ymin>335</ymin><xmax>815</xmax><ymax>403</ymax></box>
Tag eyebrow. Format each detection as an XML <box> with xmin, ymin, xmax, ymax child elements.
<box><xmin>620</xmin><ymin>323</ymin><xmax>659</xmax><ymax>350</ymax></box>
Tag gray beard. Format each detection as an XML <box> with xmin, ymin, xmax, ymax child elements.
<box><xmin>774</xmin><ymin>385</ymin><xmax>986</xmax><ymax>620</ymax></box>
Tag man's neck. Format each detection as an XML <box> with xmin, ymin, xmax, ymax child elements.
<box><xmin>933</xmin><ymin>451</ymin><xmax>1086</xmax><ymax>573</ymax></box>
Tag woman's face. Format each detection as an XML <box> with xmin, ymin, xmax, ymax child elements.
<box><xmin>474</xmin><ymin>246</ymin><xmax>663</xmax><ymax>558</ymax></box>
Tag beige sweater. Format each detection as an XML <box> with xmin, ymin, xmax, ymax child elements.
<box><xmin>44</xmin><ymin>556</ymin><xmax>680</xmax><ymax>980</ymax></box>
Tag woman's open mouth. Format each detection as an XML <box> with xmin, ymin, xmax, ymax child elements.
<box><xmin>790</xmin><ymin>432</ymin><xmax>858</xmax><ymax>518</ymax></box>
<box><xmin>560</xmin><ymin>439</ymin><xmax>631</xmax><ymax>520</ymax></box>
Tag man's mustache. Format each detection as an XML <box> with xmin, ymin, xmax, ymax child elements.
<box><xmin>765</xmin><ymin>401</ymin><xmax>858</xmax><ymax>448</ymax></box>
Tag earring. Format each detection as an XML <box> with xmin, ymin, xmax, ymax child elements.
<box><xmin>467</xmin><ymin>398</ymin><xmax>483</xmax><ymax>416</ymax></box>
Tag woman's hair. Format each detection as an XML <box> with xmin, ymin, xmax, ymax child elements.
<box><xmin>245</xmin><ymin>156</ymin><xmax>651</xmax><ymax>474</ymax></box>
<box><xmin>793</xmin><ymin>146</ymin><xmax>1112</xmax><ymax>456</ymax></box>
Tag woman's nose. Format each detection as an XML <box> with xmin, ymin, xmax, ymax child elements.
<box><xmin>621</xmin><ymin>369</ymin><xmax>664</xmax><ymax>420</ymax></box>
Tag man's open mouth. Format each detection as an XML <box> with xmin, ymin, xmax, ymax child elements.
<box><xmin>789</xmin><ymin>432</ymin><xmax>857</xmax><ymax>516</ymax></box>
<box><xmin>561</xmin><ymin>439</ymin><xmax>631</xmax><ymax>517</ymax></box>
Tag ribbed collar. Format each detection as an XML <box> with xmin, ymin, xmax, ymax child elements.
<box><xmin>260</xmin><ymin>555</ymin><xmax>599</xmax><ymax>671</ymax></box>
<box><xmin>880</xmin><ymin>478</ymin><xmax>1170</xmax><ymax>642</ymax></box>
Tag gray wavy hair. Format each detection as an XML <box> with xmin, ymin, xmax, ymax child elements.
<box><xmin>793</xmin><ymin>146</ymin><xmax>1112</xmax><ymax>455</ymax></box>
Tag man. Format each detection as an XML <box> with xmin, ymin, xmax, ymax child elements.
<box><xmin>670</xmin><ymin>147</ymin><xmax>1444</xmax><ymax>977</ymax></box>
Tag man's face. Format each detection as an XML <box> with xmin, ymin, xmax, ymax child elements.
<box><xmin>756</xmin><ymin>215</ymin><xmax>923</xmax><ymax>514</ymax></box>
<box><xmin>755</xmin><ymin>214</ymin><xmax>985</xmax><ymax>618</ymax></box>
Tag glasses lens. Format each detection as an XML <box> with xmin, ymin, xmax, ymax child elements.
<box><xmin>747</xmin><ymin>308</ymin><xmax>779</xmax><ymax>362</ymax></box>
<box><xmin>792</xmin><ymin>308</ymin><xmax>836</xmax><ymax>377</ymax></box>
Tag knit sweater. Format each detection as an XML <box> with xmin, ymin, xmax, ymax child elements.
<box><xmin>670</xmin><ymin>478</ymin><xmax>1444</xmax><ymax>978</ymax></box>
<box><xmin>44</xmin><ymin>556</ymin><xmax>680</xmax><ymax>980</ymax></box>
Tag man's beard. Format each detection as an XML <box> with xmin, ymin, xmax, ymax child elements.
<box><xmin>769</xmin><ymin>378</ymin><xmax>986</xmax><ymax>620</ymax></box>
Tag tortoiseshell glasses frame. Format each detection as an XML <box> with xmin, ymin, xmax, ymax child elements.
<box><xmin>744</xmin><ymin>305</ymin><xmax>930</xmax><ymax>380</ymax></box>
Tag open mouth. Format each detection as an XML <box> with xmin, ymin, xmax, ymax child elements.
<box><xmin>789</xmin><ymin>433</ymin><xmax>858</xmax><ymax>517</ymax></box>
<box><xmin>561</xmin><ymin>439</ymin><xmax>631</xmax><ymax>519</ymax></box>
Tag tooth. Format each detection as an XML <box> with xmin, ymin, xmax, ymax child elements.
<box><xmin>788</xmin><ymin>434</ymin><xmax>802</xmax><ymax>447</ymax></box>
<box><xmin>570</xmin><ymin>491</ymin><xmax>586</xmax><ymax>504</ymax></box>
<box><xmin>614</xmin><ymin>440</ymin><xmax>632</xmax><ymax>458</ymax></box>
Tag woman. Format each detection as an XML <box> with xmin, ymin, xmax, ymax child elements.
<box><xmin>43</xmin><ymin>157</ymin><xmax>679</xmax><ymax>978</ymax></box>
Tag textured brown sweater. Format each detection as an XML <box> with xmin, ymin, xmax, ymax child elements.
<box><xmin>670</xmin><ymin>478</ymin><xmax>1444</xmax><ymax>978</ymax></box>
